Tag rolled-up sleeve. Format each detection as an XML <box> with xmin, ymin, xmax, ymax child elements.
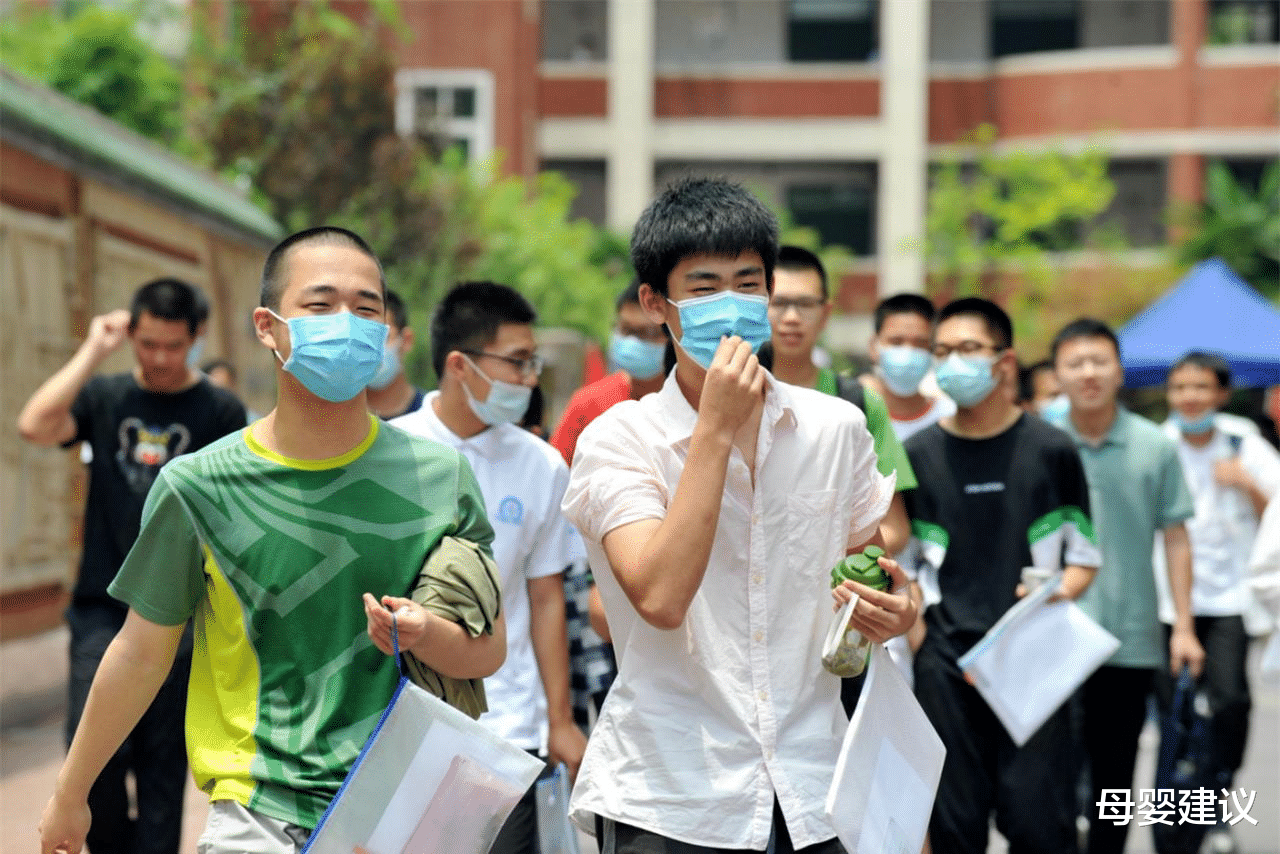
<box><xmin>562</xmin><ymin>405</ymin><xmax>669</xmax><ymax>546</ymax></box>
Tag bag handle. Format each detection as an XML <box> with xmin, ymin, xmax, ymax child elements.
<box><xmin>390</xmin><ymin>609</ymin><xmax>404</xmax><ymax>679</ymax></box>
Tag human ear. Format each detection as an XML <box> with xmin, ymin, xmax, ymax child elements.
<box><xmin>252</xmin><ymin>307</ymin><xmax>279</xmax><ymax>352</ymax></box>
<box><xmin>637</xmin><ymin>284</ymin><xmax>668</xmax><ymax>326</ymax></box>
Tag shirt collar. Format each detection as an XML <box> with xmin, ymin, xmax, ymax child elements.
<box><xmin>419</xmin><ymin>390</ymin><xmax>508</xmax><ymax>460</ymax></box>
<box><xmin>652</xmin><ymin>369</ymin><xmax>797</xmax><ymax>451</ymax></box>
<box><xmin>1065</xmin><ymin>404</ymin><xmax>1131</xmax><ymax>449</ymax></box>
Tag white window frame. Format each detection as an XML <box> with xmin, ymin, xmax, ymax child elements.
<box><xmin>394</xmin><ymin>68</ymin><xmax>495</xmax><ymax>164</ymax></box>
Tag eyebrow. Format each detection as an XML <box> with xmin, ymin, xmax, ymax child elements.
<box><xmin>299</xmin><ymin>284</ymin><xmax>384</xmax><ymax>305</ymax></box>
<box><xmin>683</xmin><ymin>265</ymin><xmax>765</xmax><ymax>282</ymax></box>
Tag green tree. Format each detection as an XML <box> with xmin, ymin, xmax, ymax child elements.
<box><xmin>0</xmin><ymin>3</ymin><xmax>183</xmax><ymax>144</ymax></box>
<box><xmin>1174</xmin><ymin>160</ymin><xmax>1280</xmax><ymax>301</ymax></box>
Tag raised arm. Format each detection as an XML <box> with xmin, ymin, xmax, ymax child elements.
<box><xmin>601</xmin><ymin>338</ymin><xmax>763</xmax><ymax>630</ymax></box>
<box><xmin>40</xmin><ymin>610</ymin><xmax>186</xmax><ymax>854</ymax></box>
<box><xmin>19</xmin><ymin>309</ymin><xmax>131</xmax><ymax>446</ymax></box>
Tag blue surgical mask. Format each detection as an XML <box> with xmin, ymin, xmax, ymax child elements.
<box><xmin>186</xmin><ymin>336</ymin><xmax>206</xmax><ymax>370</ymax></box>
<box><xmin>668</xmin><ymin>291</ymin><xmax>771</xmax><ymax>369</ymax></box>
<box><xmin>1172</xmin><ymin>409</ymin><xmax>1216</xmax><ymax>435</ymax></box>
<box><xmin>462</xmin><ymin>355</ymin><xmax>533</xmax><ymax>426</ymax></box>
<box><xmin>877</xmin><ymin>345</ymin><xmax>932</xmax><ymax>397</ymax></box>
<box><xmin>368</xmin><ymin>339</ymin><xmax>401</xmax><ymax>389</ymax></box>
<box><xmin>1038</xmin><ymin>393</ymin><xmax>1071</xmax><ymax>425</ymax></box>
<box><xmin>935</xmin><ymin>352</ymin><xmax>998</xmax><ymax>407</ymax></box>
<box><xmin>609</xmin><ymin>332</ymin><xmax>665</xmax><ymax>380</ymax></box>
<box><xmin>269</xmin><ymin>310</ymin><xmax>386</xmax><ymax>403</ymax></box>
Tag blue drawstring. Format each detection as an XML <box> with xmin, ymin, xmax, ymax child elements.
<box><xmin>390</xmin><ymin>608</ymin><xmax>404</xmax><ymax>678</ymax></box>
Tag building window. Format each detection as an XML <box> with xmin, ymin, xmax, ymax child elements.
<box><xmin>1094</xmin><ymin>159</ymin><xmax>1166</xmax><ymax>247</ymax></box>
<box><xmin>786</xmin><ymin>182</ymin><xmax>875</xmax><ymax>255</ymax></box>
<box><xmin>1208</xmin><ymin>0</ymin><xmax>1280</xmax><ymax>44</ymax></box>
<box><xmin>394</xmin><ymin>69</ymin><xmax>494</xmax><ymax>163</ymax></box>
<box><xmin>787</xmin><ymin>0</ymin><xmax>879</xmax><ymax>62</ymax></box>
<box><xmin>541</xmin><ymin>0</ymin><xmax>608</xmax><ymax>61</ymax></box>
<box><xmin>991</xmin><ymin>0</ymin><xmax>1080</xmax><ymax>58</ymax></box>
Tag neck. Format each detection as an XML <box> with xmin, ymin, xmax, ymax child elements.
<box><xmin>134</xmin><ymin>365</ymin><xmax>199</xmax><ymax>394</ymax></box>
<box><xmin>863</xmin><ymin>373</ymin><xmax>932</xmax><ymax>420</ymax></box>
<box><xmin>366</xmin><ymin>374</ymin><xmax>417</xmax><ymax>419</ymax></box>
<box><xmin>946</xmin><ymin>389</ymin><xmax>1021</xmax><ymax>439</ymax></box>
<box><xmin>1069</xmin><ymin>401</ymin><xmax>1118</xmax><ymax>444</ymax></box>
<box><xmin>1181</xmin><ymin>426</ymin><xmax>1216</xmax><ymax>448</ymax></box>
<box><xmin>434</xmin><ymin>384</ymin><xmax>489</xmax><ymax>439</ymax></box>
<box><xmin>629</xmin><ymin>372</ymin><xmax>664</xmax><ymax>400</ymax></box>
<box><xmin>771</xmin><ymin>353</ymin><xmax>819</xmax><ymax>388</ymax></box>
<box><xmin>258</xmin><ymin>374</ymin><xmax>374</xmax><ymax>459</ymax></box>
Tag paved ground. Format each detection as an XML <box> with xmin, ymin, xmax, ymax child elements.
<box><xmin>3</xmin><ymin>628</ymin><xmax>1276</xmax><ymax>853</ymax></box>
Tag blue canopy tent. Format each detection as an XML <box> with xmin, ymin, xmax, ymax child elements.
<box><xmin>1117</xmin><ymin>258</ymin><xmax>1280</xmax><ymax>388</ymax></box>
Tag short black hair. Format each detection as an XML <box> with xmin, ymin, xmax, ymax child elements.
<box><xmin>776</xmin><ymin>245</ymin><xmax>828</xmax><ymax>300</ymax></box>
<box><xmin>129</xmin><ymin>278</ymin><xmax>204</xmax><ymax>337</ymax></box>
<box><xmin>259</xmin><ymin>226</ymin><xmax>385</xmax><ymax>311</ymax></box>
<box><xmin>1169</xmin><ymin>350</ymin><xmax>1232</xmax><ymax>390</ymax></box>
<box><xmin>1050</xmin><ymin>317</ymin><xmax>1120</xmax><ymax>364</ymax></box>
<box><xmin>615</xmin><ymin>278</ymin><xmax>642</xmax><ymax>312</ymax></box>
<box><xmin>385</xmin><ymin>288</ymin><xmax>409</xmax><ymax>332</ymax></box>
<box><xmin>1018</xmin><ymin>359</ymin><xmax>1054</xmax><ymax>403</ymax></box>
<box><xmin>874</xmin><ymin>293</ymin><xmax>936</xmax><ymax>333</ymax></box>
<box><xmin>937</xmin><ymin>297</ymin><xmax>1014</xmax><ymax>351</ymax></box>
<box><xmin>430</xmin><ymin>281</ymin><xmax>537</xmax><ymax>377</ymax></box>
<box><xmin>630</xmin><ymin>177</ymin><xmax>779</xmax><ymax>297</ymax></box>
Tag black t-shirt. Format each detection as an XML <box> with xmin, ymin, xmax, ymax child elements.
<box><xmin>903</xmin><ymin>413</ymin><xmax>1095</xmax><ymax>655</ymax></box>
<box><xmin>66</xmin><ymin>372</ymin><xmax>247</xmax><ymax>605</ymax></box>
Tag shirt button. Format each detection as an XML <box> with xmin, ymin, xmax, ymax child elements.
<box><xmin>752</xmin><ymin>573</ymin><xmax>763</xmax><ymax>585</ymax></box>
<box><xmin>765</xmin><ymin>748</ymin><xmax>775</xmax><ymax>760</ymax></box>
<box><xmin>753</xmin><ymin>630</ymin><xmax>764</xmax><ymax>643</ymax></box>
<box><xmin>759</xmin><ymin>690</ymin><xmax>768</xmax><ymax>702</ymax></box>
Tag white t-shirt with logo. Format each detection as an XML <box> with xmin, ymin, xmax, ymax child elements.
<box><xmin>392</xmin><ymin>392</ymin><xmax>585</xmax><ymax>749</ymax></box>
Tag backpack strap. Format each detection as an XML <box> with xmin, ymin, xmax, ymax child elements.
<box><xmin>835</xmin><ymin>375</ymin><xmax>866</xmax><ymax>412</ymax></box>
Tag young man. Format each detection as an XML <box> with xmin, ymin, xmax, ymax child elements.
<box><xmin>561</xmin><ymin>177</ymin><xmax>916</xmax><ymax>853</ymax></box>
<box><xmin>550</xmin><ymin>279</ymin><xmax>668</xmax><ymax>467</ymax></box>
<box><xmin>1020</xmin><ymin>358</ymin><xmax>1067</xmax><ymax>419</ymax></box>
<box><xmin>1049</xmin><ymin>318</ymin><xmax>1203</xmax><ymax>854</ymax></box>
<box><xmin>391</xmin><ymin>281</ymin><xmax>587</xmax><ymax>854</ymax></box>
<box><xmin>18</xmin><ymin>278</ymin><xmax>245</xmax><ymax>854</ymax></box>
<box><xmin>859</xmin><ymin>293</ymin><xmax>955</xmax><ymax>441</ymax></box>
<box><xmin>38</xmin><ymin>227</ymin><xmax>505</xmax><ymax>854</ymax></box>
<box><xmin>1154</xmin><ymin>351</ymin><xmax>1280</xmax><ymax>852</ymax></box>
<box><xmin>365</xmin><ymin>288</ymin><xmax>427</xmax><ymax>419</ymax></box>
<box><xmin>903</xmin><ymin>298</ymin><xmax>1100</xmax><ymax>854</ymax></box>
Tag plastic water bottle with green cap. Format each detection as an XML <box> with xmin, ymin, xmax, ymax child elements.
<box><xmin>821</xmin><ymin>545</ymin><xmax>891</xmax><ymax>677</ymax></box>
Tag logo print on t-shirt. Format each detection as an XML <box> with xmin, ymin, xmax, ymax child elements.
<box><xmin>115</xmin><ymin>417</ymin><xmax>191</xmax><ymax>496</ymax></box>
<box><xmin>496</xmin><ymin>495</ymin><xmax>524</xmax><ymax>525</ymax></box>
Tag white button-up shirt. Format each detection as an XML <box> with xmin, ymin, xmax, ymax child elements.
<box><xmin>561</xmin><ymin>373</ymin><xmax>893</xmax><ymax>849</ymax></box>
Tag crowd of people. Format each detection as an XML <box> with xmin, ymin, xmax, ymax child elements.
<box><xmin>25</xmin><ymin>176</ymin><xmax>1278</xmax><ymax>854</ymax></box>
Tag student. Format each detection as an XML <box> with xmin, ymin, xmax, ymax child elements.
<box><xmin>1050</xmin><ymin>318</ymin><xmax>1203</xmax><ymax>854</ymax></box>
<box><xmin>904</xmin><ymin>298</ymin><xmax>1100</xmax><ymax>854</ymax></box>
<box><xmin>550</xmin><ymin>279</ymin><xmax>668</xmax><ymax>467</ymax></box>
<box><xmin>562</xmin><ymin>177</ymin><xmax>916</xmax><ymax>853</ymax></box>
<box><xmin>38</xmin><ymin>227</ymin><xmax>505</xmax><ymax>854</ymax></box>
<box><xmin>18</xmin><ymin>278</ymin><xmax>245</xmax><ymax>854</ymax></box>
<box><xmin>392</xmin><ymin>281</ymin><xmax>587</xmax><ymax>854</ymax></box>
<box><xmin>365</xmin><ymin>288</ymin><xmax>427</xmax><ymax>419</ymax></box>
<box><xmin>1154</xmin><ymin>351</ymin><xmax>1280</xmax><ymax>854</ymax></box>
<box><xmin>859</xmin><ymin>293</ymin><xmax>955</xmax><ymax>441</ymax></box>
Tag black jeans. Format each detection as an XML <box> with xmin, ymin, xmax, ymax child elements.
<box><xmin>1154</xmin><ymin>615</ymin><xmax>1252</xmax><ymax>789</ymax></box>
<box><xmin>66</xmin><ymin>602</ymin><xmax>191</xmax><ymax>854</ymax></box>
<box><xmin>600</xmin><ymin>799</ymin><xmax>845</xmax><ymax>854</ymax></box>
<box><xmin>913</xmin><ymin>632</ymin><xmax>1077</xmax><ymax>854</ymax></box>
<box><xmin>1080</xmin><ymin>665</ymin><xmax>1156</xmax><ymax>854</ymax></box>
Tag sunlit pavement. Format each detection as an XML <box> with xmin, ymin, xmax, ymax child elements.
<box><xmin>3</xmin><ymin>628</ymin><xmax>1274</xmax><ymax>854</ymax></box>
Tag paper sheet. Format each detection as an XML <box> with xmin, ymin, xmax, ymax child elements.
<box><xmin>959</xmin><ymin>580</ymin><xmax>1120</xmax><ymax>746</ymax></box>
<box><xmin>302</xmin><ymin>680</ymin><xmax>544</xmax><ymax>854</ymax></box>
<box><xmin>825</xmin><ymin>644</ymin><xmax>945</xmax><ymax>854</ymax></box>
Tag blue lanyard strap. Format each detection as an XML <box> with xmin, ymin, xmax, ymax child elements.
<box><xmin>390</xmin><ymin>609</ymin><xmax>404</xmax><ymax>678</ymax></box>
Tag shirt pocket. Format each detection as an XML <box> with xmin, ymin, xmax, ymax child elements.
<box><xmin>784</xmin><ymin>489</ymin><xmax>842</xmax><ymax>585</ymax></box>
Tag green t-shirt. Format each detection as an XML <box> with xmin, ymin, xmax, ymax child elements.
<box><xmin>108</xmin><ymin>415</ymin><xmax>493</xmax><ymax>829</ymax></box>
<box><xmin>816</xmin><ymin>368</ymin><xmax>917</xmax><ymax>490</ymax></box>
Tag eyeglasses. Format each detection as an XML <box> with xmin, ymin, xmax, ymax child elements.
<box><xmin>768</xmin><ymin>297</ymin><xmax>826</xmax><ymax>318</ymax></box>
<box><xmin>461</xmin><ymin>350</ymin><xmax>545</xmax><ymax>379</ymax></box>
<box><xmin>931</xmin><ymin>340</ymin><xmax>1005</xmax><ymax>360</ymax></box>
